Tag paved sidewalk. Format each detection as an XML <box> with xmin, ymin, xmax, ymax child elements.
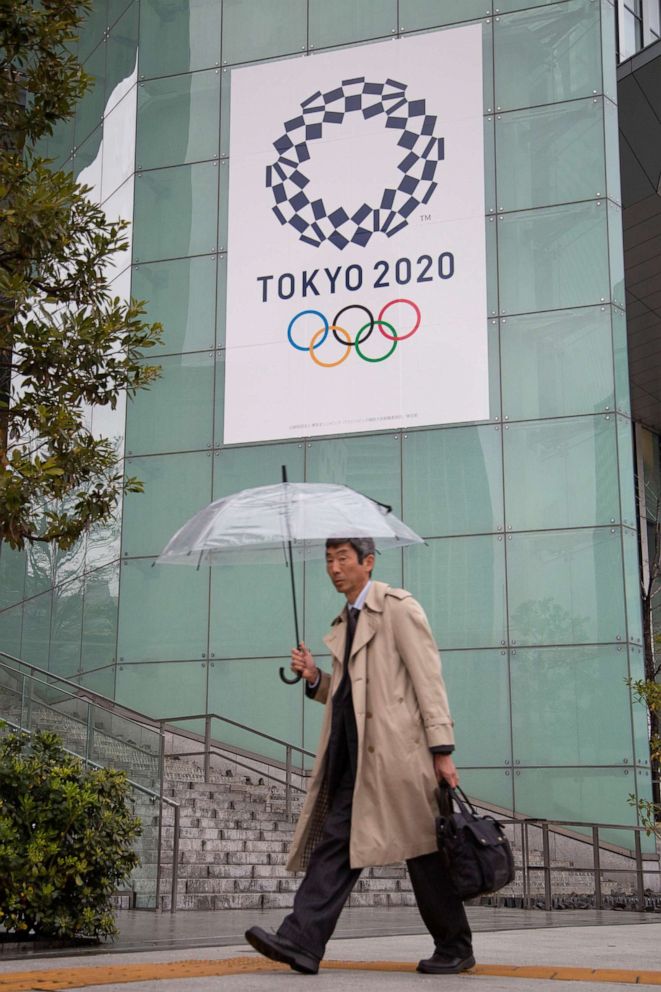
<box><xmin>0</xmin><ymin>909</ymin><xmax>659</xmax><ymax>991</ymax></box>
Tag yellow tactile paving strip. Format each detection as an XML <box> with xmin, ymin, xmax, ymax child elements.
<box><xmin>0</xmin><ymin>958</ymin><xmax>660</xmax><ymax>989</ymax></box>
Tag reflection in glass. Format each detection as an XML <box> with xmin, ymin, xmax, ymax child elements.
<box><xmin>405</xmin><ymin>537</ymin><xmax>507</xmax><ymax>649</ymax></box>
<box><xmin>137</xmin><ymin>70</ymin><xmax>221</xmax><ymax>171</ymax></box>
<box><xmin>81</xmin><ymin>563</ymin><xmax>120</xmax><ymax>670</ymax></box>
<box><xmin>139</xmin><ymin>0</ymin><xmax>222</xmax><ymax>79</ymax></box>
<box><xmin>309</xmin><ymin>0</ymin><xmax>396</xmax><ymax>48</ymax></box>
<box><xmin>115</xmin><ymin>661</ymin><xmax>207</xmax><ymax>718</ymax></box>
<box><xmin>306</xmin><ymin>434</ymin><xmax>401</xmax><ymax>515</ymax></box>
<box><xmin>500</xmin><ymin>306</ymin><xmax>614</xmax><ymax>420</ymax></box>
<box><xmin>507</xmin><ymin>528</ymin><xmax>625</xmax><ymax>645</ymax></box>
<box><xmin>511</xmin><ymin>645</ymin><xmax>634</xmax><ymax>765</ymax></box>
<box><xmin>403</xmin><ymin>425</ymin><xmax>503</xmax><ymax>537</ymax></box>
<box><xmin>133</xmin><ymin>256</ymin><xmax>218</xmax><ymax>356</ymax></box>
<box><xmin>222</xmin><ymin>0</ymin><xmax>307</xmax><ymax>65</ymax></box>
<box><xmin>503</xmin><ymin>415</ymin><xmax>619</xmax><ymax>531</ymax></box>
<box><xmin>494</xmin><ymin>1</ymin><xmax>602</xmax><ymax>112</ymax></box>
<box><xmin>133</xmin><ymin>163</ymin><xmax>219</xmax><ymax>263</ymax></box>
<box><xmin>443</xmin><ymin>650</ymin><xmax>511</xmax><ymax>766</ymax></box>
<box><xmin>498</xmin><ymin>201</ymin><xmax>610</xmax><ymax>316</ymax></box>
<box><xmin>213</xmin><ymin>442</ymin><xmax>304</xmax><ymax>499</ymax></box>
<box><xmin>496</xmin><ymin>99</ymin><xmax>605</xmax><ymax>212</ymax></box>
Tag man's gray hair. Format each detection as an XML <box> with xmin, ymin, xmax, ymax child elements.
<box><xmin>325</xmin><ymin>537</ymin><xmax>376</xmax><ymax>563</ymax></box>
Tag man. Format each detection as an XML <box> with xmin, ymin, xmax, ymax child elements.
<box><xmin>245</xmin><ymin>537</ymin><xmax>473</xmax><ymax>976</ymax></box>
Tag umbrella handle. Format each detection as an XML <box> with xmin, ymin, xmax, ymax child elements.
<box><xmin>279</xmin><ymin>666</ymin><xmax>302</xmax><ymax>685</ymax></box>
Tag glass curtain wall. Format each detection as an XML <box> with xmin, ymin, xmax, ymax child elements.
<box><xmin>0</xmin><ymin>0</ymin><xmax>653</xmax><ymax>833</ymax></box>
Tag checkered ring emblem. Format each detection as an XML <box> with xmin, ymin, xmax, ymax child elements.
<box><xmin>265</xmin><ymin>76</ymin><xmax>445</xmax><ymax>251</ymax></box>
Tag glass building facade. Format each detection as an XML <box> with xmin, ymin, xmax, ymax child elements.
<box><xmin>1</xmin><ymin>0</ymin><xmax>656</xmax><ymax>836</ymax></box>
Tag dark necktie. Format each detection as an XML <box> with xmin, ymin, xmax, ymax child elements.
<box><xmin>344</xmin><ymin>606</ymin><xmax>360</xmax><ymax>665</ymax></box>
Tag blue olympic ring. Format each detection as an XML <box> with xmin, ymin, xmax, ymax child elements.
<box><xmin>287</xmin><ymin>309</ymin><xmax>329</xmax><ymax>351</ymax></box>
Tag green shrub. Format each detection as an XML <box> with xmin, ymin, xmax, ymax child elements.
<box><xmin>0</xmin><ymin>728</ymin><xmax>141</xmax><ymax>939</ymax></box>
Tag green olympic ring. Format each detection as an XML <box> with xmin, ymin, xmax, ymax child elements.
<box><xmin>355</xmin><ymin>320</ymin><xmax>398</xmax><ymax>363</ymax></box>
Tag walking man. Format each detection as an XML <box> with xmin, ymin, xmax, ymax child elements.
<box><xmin>245</xmin><ymin>537</ymin><xmax>474</xmax><ymax>975</ymax></box>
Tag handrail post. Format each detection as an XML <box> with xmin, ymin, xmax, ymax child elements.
<box><xmin>542</xmin><ymin>822</ymin><xmax>552</xmax><ymax>911</ymax></box>
<box><xmin>155</xmin><ymin>734</ymin><xmax>165</xmax><ymax>912</ymax></box>
<box><xmin>20</xmin><ymin>674</ymin><xmax>31</xmax><ymax>731</ymax></box>
<box><xmin>171</xmin><ymin>802</ymin><xmax>180</xmax><ymax>914</ymax></box>
<box><xmin>521</xmin><ymin>822</ymin><xmax>529</xmax><ymax>909</ymax></box>
<box><xmin>85</xmin><ymin>703</ymin><xmax>94</xmax><ymax>767</ymax></box>
<box><xmin>592</xmin><ymin>825</ymin><xmax>602</xmax><ymax>910</ymax></box>
<box><xmin>285</xmin><ymin>745</ymin><xmax>292</xmax><ymax>820</ymax></box>
<box><xmin>634</xmin><ymin>831</ymin><xmax>645</xmax><ymax>912</ymax></box>
<box><xmin>204</xmin><ymin>716</ymin><xmax>211</xmax><ymax>782</ymax></box>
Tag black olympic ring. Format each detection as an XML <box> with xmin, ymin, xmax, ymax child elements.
<box><xmin>332</xmin><ymin>304</ymin><xmax>375</xmax><ymax>347</ymax></box>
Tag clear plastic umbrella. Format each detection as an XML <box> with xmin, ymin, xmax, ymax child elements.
<box><xmin>157</xmin><ymin>467</ymin><xmax>424</xmax><ymax>682</ymax></box>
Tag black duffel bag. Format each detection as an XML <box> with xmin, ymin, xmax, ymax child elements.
<box><xmin>435</xmin><ymin>784</ymin><xmax>515</xmax><ymax>900</ymax></box>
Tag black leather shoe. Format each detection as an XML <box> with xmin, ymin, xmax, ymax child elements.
<box><xmin>416</xmin><ymin>952</ymin><xmax>476</xmax><ymax>974</ymax></box>
<box><xmin>245</xmin><ymin>926</ymin><xmax>320</xmax><ymax>975</ymax></box>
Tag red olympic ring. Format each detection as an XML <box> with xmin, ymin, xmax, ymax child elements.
<box><xmin>377</xmin><ymin>298</ymin><xmax>421</xmax><ymax>341</ymax></box>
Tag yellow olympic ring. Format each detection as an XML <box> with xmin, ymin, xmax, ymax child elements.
<box><xmin>309</xmin><ymin>325</ymin><xmax>352</xmax><ymax>368</ymax></box>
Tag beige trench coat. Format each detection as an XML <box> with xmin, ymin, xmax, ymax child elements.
<box><xmin>287</xmin><ymin>580</ymin><xmax>455</xmax><ymax>872</ymax></box>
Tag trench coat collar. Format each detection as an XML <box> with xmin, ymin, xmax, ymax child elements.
<box><xmin>323</xmin><ymin>580</ymin><xmax>388</xmax><ymax>662</ymax></box>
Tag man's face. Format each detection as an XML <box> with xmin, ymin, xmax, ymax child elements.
<box><xmin>325</xmin><ymin>543</ymin><xmax>374</xmax><ymax>602</ymax></box>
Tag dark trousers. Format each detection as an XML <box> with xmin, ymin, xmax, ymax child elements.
<box><xmin>278</xmin><ymin>763</ymin><xmax>473</xmax><ymax>962</ymax></box>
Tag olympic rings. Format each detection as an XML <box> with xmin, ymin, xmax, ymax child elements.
<box><xmin>355</xmin><ymin>321</ymin><xmax>398</xmax><ymax>363</ymax></box>
<box><xmin>332</xmin><ymin>304</ymin><xmax>374</xmax><ymax>348</ymax></box>
<box><xmin>287</xmin><ymin>298</ymin><xmax>421</xmax><ymax>367</ymax></box>
<box><xmin>378</xmin><ymin>298</ymin><xmax>421</xmax><ymax>341</ymax></box>
<box><xmin>310</xmin><ymin>325</ymin><xmax>351</xmax><ymax>368</ymax></box>
<box><xmin>288</xmin><ymin>309</ymin><xmax>329</xmax><ymax>351</ymax></box>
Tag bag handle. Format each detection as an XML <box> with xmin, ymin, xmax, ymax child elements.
<box><xmin>447</xmin><ymin>784</ymin><xmax>479</xmax><ymax>819</ymax></box>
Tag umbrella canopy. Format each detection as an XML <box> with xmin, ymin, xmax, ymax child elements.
<box><xmin>156</xmin><ymin>481</ymin><xmax>424</xmax><ymax>568</ymax></box>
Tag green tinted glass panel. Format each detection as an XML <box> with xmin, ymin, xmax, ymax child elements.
<box><xmin>133</xmin><ymin>162</ymin><xmax>219</xmax><ymax>263</ymax></box>
<box><xmin>79</xmin><ymin>0</ymin><xmax>108</xmax><ymax>62</ymax></box>
<box><xmin>600</xmin><ymin>0</ymin><xmax>617</xmax><ymax>102</ymax></box>
<box><xmin>484</xmin><ymin>116</ymin><xmax>496</xmax><ymax>215</ymax></box>
<box><xmin>623</xmin><ymin>526</ymin><xmax>643</xmax><ymax>643</ymax></box>
<box><xmin>507</xmin><ymin>528</ymin><xmax>626</xmax><ymax>646</ymax></box>
<box><xmin>25</xmin><ymin>544</ymin><xmax>53</xmax><ymax>598</ymax></box>
<box><xmin>402</xmin><ymin>425</ymin><xmax>503</xmax><ymax>537</ymax></box>
<box><xmin>303</xmin><ymin>553</ymin><xmax>403</xmax><ymax>658</ymax></box>
<box><xmin>306</xmin><ymin>434</ymin><xmax>401</xmax><ymax>515</ymax></box>
<box><xmin>398</xmin><ymin>1</ymin><xmax>491</xmax><ymax>31</ymax></box>
<box><xmin>500</xmin><ymin>306</ymin><xmax>614</xmax><ymax>420</ymax></box>
<box><xmin>222</xmin><ymin>0</ymin><xmax>307</xmax><ymax>65</ymax></box>
<box><xmin>494</xmin><ymin>1</ymin><xmax>602</xmax><ymax>112</ymax></box>
<box><xmin>207</xmin><ymin>659</ymin><xmax>304</xmax><ymax>760</ymax></box>
<box><xmin>137</xmin><ymin>71</ymin><xmax>220</xmax><ymax>171</ymax></box>
<box><xmin>612</xmin><ymin>307</ymin><xmax>629</xmax><ymax>415</ymax></box>
<box><xmin>115</xmin><ymin>661</ymin><xmax>207</xmax><ymax>717</ymax></box>
<box><xmin>139</xmin><ymin>0</ymin><xmax>222</xmax><ymax>78</ymax></box>
<box><xmin>78</xmin><ymin>666</ymin><xmax>116</xmax><ymax>698</ymax></box>
<box><xmin>498</xmin><ymin>201</ymin><xmax>610</xmax><ymax>316</ymax></box>
<box><xmin>504</xmin><ymin>415</ymin><xmax>619</xmax><ymax>530</ymax></box>
<box><xmin>105</xmin><ymin>2</ymin><xmax>138</xmax><ymax>112</ymax></box>
<box><xmin>72</xmin><ymin>125</ymin><xmax>103</xmax><ymax>189</ymax></box>
<box><xmin>81</xmin><ymin>563</ymin><xmax>119</xmax><ymax>670</ymax></box>
<box><xmin>218</xmin><ymin>160</ymin><xmax>228</xmax><ymax>251</ymax></box>
<box><xmin>513</xmin><ymin>767</ymin><xmax>638</xmax><ymax>847</ymax></box>
<box><xmin>209</xmin><ymin>561</ymin><xmax>303</xmax><ymax>659</ymax></box>
<box><xmin>460</xmin><ymin>768</ymin><xmax>514</xmax><ymax>811</ymax></box>
<box><xmin>511</xmin><ymin>645</ymin><xmax>634</xmax><ymax>765</ymax></box>
<box><xmin>604</xmin><ymin>97</ymin><xmax>620</xmax><ymax>203</ymax></box>
<box><xmin>498</xmin><ymin>0</ymin><xmax>566</xmax><ymax>9</ymax></box>
<box><xmin>0</xmin><ymin>547</ymin><xmax>25</xmax><ymax>609</ymax></box>
<box><xmin>220</xmin><ymin>68</ymin><xmax>231</xmax><ymax>157</ymax></box>
<box><xmin>404</xmin><ymin>537</ymin><xmax>507</xmax><ymax>649</ymax></box>
<box><xmin>443</xmin><ymin>650</ymin><xmax>511</xmax><ymax>767</ymax></box>
<box><xmin>214</xmin><ymin>350</ymin><xmax>225</xmax><ymax>445</ymax></box>
<box><xmin>117</xmin><ymin>558</ymin><xmax>209</xmax><ymax>662</ymax></box>
<box><xmin>21</xmin><ymin>593</ymin><xmax>52</xmax><ymax>668</ymax></box>
<box><xmin>629</xmin><ymin>646</ymin><xmax>651</xmax><ymax>766</ymax></box>
<box><xmin>486</xmin><ymin>218</ymin><xmax>498</xmax><ymax>317</ymax></box>
<box><xmin>125</xmin><ymin>352</ymin><xmax>215</xmax><ymax>455</ymax></box>
<box><xmin>0</xmin><ymin>605</ymin><xmax>23</xmax><ymax>657</ymax></box>
<box><xmin>216</xmin><ymin>254</ymin><xmax>227</xmax><ymax>347</ymax></box>
<box><xmin>47</xmin><ymin>117</ymin><xmax>75</xmax><ymax>169</ymax></box>
<box><xmin>122</xmin><ymin>452</ymin><xmax>213</xmax><ymax>558</ymax></box>
<box><xmin>75</xmin><ymin>42</ymin><xmax>107</xmax><ymax>146</ymax></box>
<box><xmin>310</xmin><ymin>0</ymin><xmax>396</xmax><ymax>48</ymax></box>
<box><xmin>608</xmin><ymin>199</ymin><xmax>625</xmax><ymax>308</ymax></box>
<box><xmin>212</xmin><ymin>442</ymin><xmax>304</xmax><ymax>498</ymax></box>
<box><xmin>496</xmin><ymin>98</ymin><xmax>605</xmax><ymax>212</ymax></box>
<box><xmin>50</xmin><ymin>580</ymin><xmax>83</xmax><ymax>676</ymax></box>
<box><xmin>617</xmin><ymin>415</ymin><xmax>636</xmax><ymax>528</ymax></box>
<box><xmin>132</xmin><ymin>256</ymin><xmax>218</xmax><ymax>356</ymax></box>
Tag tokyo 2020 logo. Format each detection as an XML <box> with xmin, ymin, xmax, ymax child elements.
<box><xmin>287</xmin><ymin>299</ymin><xmax>421</xmax><ymax>367</ymax></box>
<box><xmin>266</xmin><ymin>77</ymin><xmax>444</xmax><ymax>251</ymax></box>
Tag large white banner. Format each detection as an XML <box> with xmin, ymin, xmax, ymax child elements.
<box><xmin>224</xmin><ymin>26</ymin><xmax>487</xmax><ymax>445</ymax></box>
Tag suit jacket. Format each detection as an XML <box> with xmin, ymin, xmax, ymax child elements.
<box><xmin>287</xmin><ymin>580</ymin><xmax>455</xmax><ymax>871</ymax></box>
